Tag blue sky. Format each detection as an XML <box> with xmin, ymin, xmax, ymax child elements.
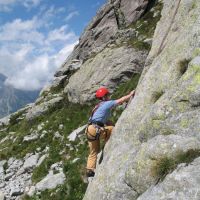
<box><xmin>0</xmin><ymin>0</ymin><xmax>106</xmax><ymax>90</ymax></box>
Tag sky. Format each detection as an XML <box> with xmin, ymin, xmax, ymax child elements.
<box><xmin>0</xmin><ymin>0</ymin><xmax>106</xmax><ymax>91</ymax></box>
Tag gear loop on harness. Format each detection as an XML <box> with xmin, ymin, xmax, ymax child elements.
<box><xmin>86</xmin><ymin>122</ymin><xmax>105</xmax><ymax>142</ymax></box>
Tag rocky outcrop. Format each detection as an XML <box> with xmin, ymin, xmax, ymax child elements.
<box><xmin>68</xmin><ymin>0</ymin><xmax>148</xmax><ymax>62</ymax></box>
<box><xmin>84</xmin><ymin>0</ymin><xmax>200</xmax><ymax>199</ymax></box>
<box><xmin>25</xmin><ymin>96</ymin><xmax>63</xmax><ymax>121</ymax></box>
<box><xmin>67</xmin><ymin>125</ymin><xmax>87</xmax><ymax>142</ymax></box>
<box><xmin>65</xmin><ymin>46</ymin><xmax>147</xmax><ymax>103</ymax></box>
<box><xmin>138</xmin><ymin>157</ymin><xmax>200</xmax><ymax>200</ymax></box>
<box><xmin>52</xmin><ymin>0</ymin><xmax>150</xmax><ymax>104</ymax></box>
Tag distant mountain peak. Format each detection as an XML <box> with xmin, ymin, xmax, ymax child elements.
<box><xmin>0</xmin><ymin>73</ymin><xmax>7</xmax><ymax>82</ymax></box>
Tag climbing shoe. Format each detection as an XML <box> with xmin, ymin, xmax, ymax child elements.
<box><xmin>86</xmin><ymin>170</ymin><xmax>95</xmax><ymax>177</ymax></box>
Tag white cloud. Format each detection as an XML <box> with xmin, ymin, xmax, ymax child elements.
<box><xmin>0</xmin><ymin>18</ymin><xmax>44</xmax><ymax>44</ymax></box>
<box><xmin>0</xmin><ymin>0</ymin><xmax>17</xmax><ymax>11</ymax></box>
<box><xmin>23</xmin><ymin>0</ymin><xmax>41</xmax><ymax>9</ymax></box>
<box><xmin>0</xmin><ymin>0</ymin><xmax>41</xmax><ymax>12</ymax></box>
<box><xmin>47</xmin><ymin>25</ymin><xmax>76</xmax><ymax>42</ymax></box>
<box><xmin>0</xmin><ymin>14</ymin><xmax>78</xmax><ymax>91</ymax></box>
<box><xmin>65</xmin><ymin>11</ymin><xmax>79</xmax><ymax>22</ymax></box>
<box><xmin>4</xmin><ymin>42</ymin><xmax>77</xmax><ymax>90</ymax></box>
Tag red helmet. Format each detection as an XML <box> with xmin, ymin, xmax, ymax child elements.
<box><xmin>96</xmin><ymin>87</ymin><xmax>109</xmax><ymax>99</ymax></box>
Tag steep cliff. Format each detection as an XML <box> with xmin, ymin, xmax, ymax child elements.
<box><xmin>84</xmin><ymin>0</ymin><xmax>200</xmax><ymax>199</ymax></box>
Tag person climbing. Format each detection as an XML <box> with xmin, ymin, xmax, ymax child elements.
<box><xmin>85</xmin><ymin>87</ymin><xmax>135</xmax><ymax>177</ymax></box>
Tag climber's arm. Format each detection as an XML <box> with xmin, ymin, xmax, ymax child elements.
<box><xmin>116</xmin><ymin>90</ymin><xmax>135</xmax><ymax>105</ymax></box>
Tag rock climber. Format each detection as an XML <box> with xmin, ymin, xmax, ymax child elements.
<box><xmin>85</xmin><ymin>87</ymin><xmax>135</xmax><ymax>177</ymax></box>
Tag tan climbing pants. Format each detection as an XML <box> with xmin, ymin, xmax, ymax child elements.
<box><xmin>86</xmin><ymin>125</ymin><xmax>114</xmax><ymax>171</ymax></box>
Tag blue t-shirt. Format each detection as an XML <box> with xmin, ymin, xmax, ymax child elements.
<box><xmin>90</xmin><ymin>100</ymin><xmax>117</xmax><ymax>124</ymax></box>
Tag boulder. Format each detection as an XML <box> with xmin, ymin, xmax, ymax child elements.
<box><xmin>23</xmin><ymin>133</ymin><xmax>39</xmax><ymax>142</ymax></box>
<box><xmin>23</xmin><ymin>154</ymin><xmax>39</xmax><ymax>171</ymax></box>
<box><xmin>67</xmin><ymin>125</ymin><xmax>87</xmax><ymax>141</ymax></box>
<box><xmin>35</xmin><ymin>172</ymin><xmax>66</xmax><ymax>191</ymax></box>
<box><xmin>26</xmin><ymin>97</ymin><xmax>63</xmax><ymax>121</ymax></box>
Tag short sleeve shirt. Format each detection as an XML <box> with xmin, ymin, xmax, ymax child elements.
<box><xmin>91</xmin><ymin>100</ymin><xmax>117</xmax><ymax>124</ymax></box>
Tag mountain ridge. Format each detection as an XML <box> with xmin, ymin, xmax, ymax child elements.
<box><xmin>0</xmin><ymin>73</ymin><xmax>39</xmax><ymax>118</ymax></box>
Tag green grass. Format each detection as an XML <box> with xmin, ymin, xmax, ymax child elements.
<box><xmin>178</xmin><ymin>59</ymin><xmax>191</xmax><ymax>77</ymax></box>
<box><xmin>151</xmin><ymin>149</ymin><xmax>200</xmax><ymax>182</ymax></box>
<box><xmin>0</xmin><ymin>99</ymin><xmax>90</xmax><ymax>160</ymax></box>
<box><xmin>152</xmin><ymin>90</ymin><xmax>164</xmax><ymax>103</ymax></box>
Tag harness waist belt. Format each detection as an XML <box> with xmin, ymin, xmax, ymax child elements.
<box><xmin>90</xmin><ymin>121</ymin><xmax>104</xmax><ymax>127</ymax></box>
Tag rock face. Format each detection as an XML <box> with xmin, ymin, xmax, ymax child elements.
<box><xmin>84</xmin><ymin>0</ymin><xmax>200</xmax><ymax>200</ymax></box>
<box><xmin>66</xmin><ymin>46</ymin><xmax>146</xmax><ymax>103</ymax></box>
<box><xmin>53</xmin><ymin>0</ymin><xmax>150</xmax><ymax>104</ymax></box>
<box><xmin>138</xmin><ymin>157</ymin><xmax>200</xmax><ymax>200</ymax></box>
<box><xmin>68</xmin><ymin>0</ymin><xmax>148</xmax><ymax>61</ymax></box>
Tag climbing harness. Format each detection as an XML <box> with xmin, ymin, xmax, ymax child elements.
<box><xmin>85</xmin><ymin>102</ymin><xmax>106</xmax><ymax>142</ymax></box>
<box><xmin>86</xmin><ymin>123</ymin><xmax>104</xmax><ymax>142</ymax></box>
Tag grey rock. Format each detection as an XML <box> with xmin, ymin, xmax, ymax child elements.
<box><xmin>10</xmin><ymin>184</ymin><xmax>23</xmax><ymax>196</ymax></box>
<box><xmin>138</xmin><ymin>158</ymin><xmax>200</xmax><ymax>200</ymax></box>
<box><xmin>23</xmin><ymin>133</ymin><xmax>39</xmax><ymax>142</ymax></box>
<box><xmin>59</xmin><ymin>124</ymin><xmax>64</xmax><ymax>130</ymax></box>
<box><xmin>84</xmin><ymin>0</ymin><xmax>200</xmax><ymax>199</ymax></box>
<box><xmin>120</xmin><ymin>0</ymin><xmax>148</xmax><ymax>26</ymax></box>
<box><xmin>0</xmin><ymin>192</ymin><xmax>5</xmax><ymax>200</ymax></box>
<box><xmin>16</xmin><ymin>167</ymin><xmax>25</xmax><ymax>176</ymax></box>
<box><xmin>50</xmin><ymin>162</ymin><xmax>62</xmax><ymax>171</ymax></box>
<box><xmin>6</xmin><ymin>159</ymin><xmax>23</xmax><ymax>176</ymax></box>
<box><xmin>67</xmin><ymin>125</ymin><xmax>87</xmax><ymax>141</ymax></box>
<box><xmin>0</xmin><ymin>182</ymin><xmax>5</xmax><ymax>189</ymax></box>
<box><xmin>35</xmin><ymin>172</ymin><xmax>66</xmax><ymax>191</ymax></box>
<box><xmin>72</xmin><ymin>158</ymin><xmax>80</xmax><ymax>164</ymax></box>
<box><xmin>65</xmin><ymin>46</ymin><xmax>146</xmax><ymax>103</ymax></box>
<box><xmin>4</xmin><ymin>172</ymin><xmax>15</xmax><ymax>181</ymax></box>
<box><xmin>27</xmin><ymin>186</ymin><xmax>36</xmax><ymax>197</ymax></box>
<box><xmin>26</xmin><ymin>97</ymin><xmax>63</xmax><ymax>121</ymax></box>
<box><xmin>0</xmin><ymin>115</ymin><xmax>10</xmax><ymax>127</ymax></box>
<box><xmin>23</xmin><ymin>154</ymin><xmax>39</xmax><ymax>171</ymax></box>
<box><xmin>0</xmin><ymin>136</ymin><xmax>9</xmax><ymax>144</ymax></box>
<box><xmin>36</xmin><ymin>154</ymin><xmax>47</xmax><ymax>167</ymax></box>
<box><xmin>55</xmin><ymin>59</ymin><xmax>82</xmax><ymax>77</ymax></box>
<box><xmin>53</xmin><ymin>131</ymin><xmax>63</xmax><ymax>140</ymax></box>
<box><xmin>0</xmin><ymin>160</ymin><xmax>6</xmax><ymax>177</ymax></box>
<box><xmin>56</xmin><ymin>0</ymin><xmax>147</xmax><ymax>75</ymax></box>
